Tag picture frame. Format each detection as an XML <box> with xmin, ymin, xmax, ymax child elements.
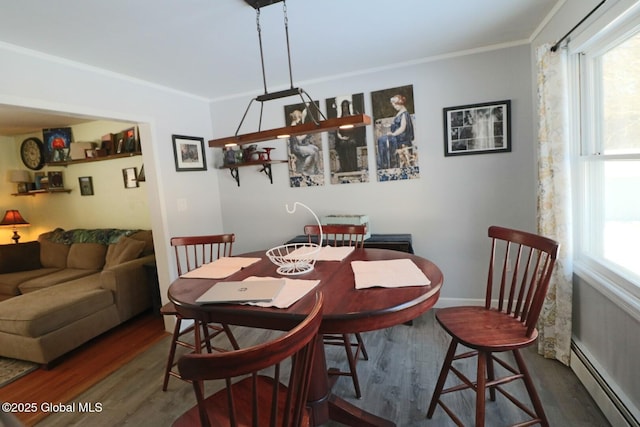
<box><xmin>79</xmin><ymin>176</ymin><xmax>94</xmax><ymax>196</ymax></box>
<box><xmin>443</xmin><ymin>100</ymin><xmax>511</xmax><ymax>156</ymax></box>
<box><xmin>47</xmin><ymin>171</ymin><xmax>64</xmax><ymax>188</ymax></box>
<box><xmin>43</xmin><ymin>127</ymin><xmax>73</xmax><ymax>162</ymax></box>
<box><xmin>85</xmin><ymin>148</ymin><xmax>96</xmax><ymax>158</ymax></box>
<box><xmin>122</xmin><ymin>167</ymin><xmax>139</xmax><ymax>189</ymax></box>
<box><xmin>172</xmin><ymin>135</ymin><xmax>207</xmax><ymax>171</ymax></box>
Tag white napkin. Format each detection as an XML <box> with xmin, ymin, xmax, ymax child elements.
<box><xmin>242</xmin><ymin>276</ymin><xmax>320</xmax><ymax>309</ymax></box>
<box><xmin>285</xmin><ymin>245</ymin><xmax>354</xmax><ymax>261</ymax></box>
<box><xmin>351</xmin><ymin>259</ymin><xmax>431</xmax><ymax>289</ymax></box>
<box><xmin>180</xmin><ymin>257</ymin><xmax>261</xmax><ymax>279</ymax></box>
<box><xmin>315</xmin><ymin>246</ymin><xmax>355</xmax><ymax>261</ymax></box>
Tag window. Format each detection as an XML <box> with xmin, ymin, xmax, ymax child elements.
<box><xmin>576</xmin><ymin>20</ymin><xmax>640</xmax><ymax>294</ymax></box>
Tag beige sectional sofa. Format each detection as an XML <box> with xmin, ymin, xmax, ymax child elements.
<box><xmin>0</xmin><ymin>228</ymin><xmax>155</xmax><ymax>365</ymax></box>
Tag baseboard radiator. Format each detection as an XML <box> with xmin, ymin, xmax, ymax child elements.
<box><xmin>571</xmin><ymin>340</ymin><xmax>639</xmax><ymax>427</ymax></box>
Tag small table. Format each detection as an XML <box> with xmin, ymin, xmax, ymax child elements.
<box><xmin>168</xmin><ymin>248</ymin><xmax>442</xmax><ymax>426</ymax></box>
<box><xmin>286</xmin><ymin>233</ymin><xmax>414</xmax><ymax>254</ymax></box>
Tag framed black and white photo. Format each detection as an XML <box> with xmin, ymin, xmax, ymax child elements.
<box><xmin>443</xmin><ymin>100</ymin><xmax>511</xmax><ymax>156</ymax></box>
<box><xmin>79</xmin><ymin>176</ymin><xmax>94</xmax><ymax>196</ymax></box>
<box><xmin>172</xmin><ymin>135</ymin><xmax>207</xmax><ymax>171</ymax></box>
<box><xmin>122</xmin><ymin>167</ymin><xmax>139</xmax><ymax>189</ymax></box>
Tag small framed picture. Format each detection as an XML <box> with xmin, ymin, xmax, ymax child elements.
<box><xmin>79</xmin><ymin>176</ymin><xmax>94</xmax><ymax>196</ymax></box>
<box><xmin>172</xmin><ymin>135</ymin><xmax>207</xmax><ymax>171</ymax></box>
<box><xmin>48</xmin><ymin>171</ymin><xmax>64</xmax><ymax>188</ymax></box>
<box><xmin>85</xmin><ymin>148</ymin><xmax>96</xmax><ymax>158</ymax></box>
<box><xmin>443</xmin><ymin>100</ymin><xmax>511</xmax><ymax>156</ymax></box>
<box><xmin>122</xmin><ymin>167</ymin><xmax>139</xmax><ymax>189</ymax></box>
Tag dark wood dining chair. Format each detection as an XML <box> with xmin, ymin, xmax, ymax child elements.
<box><xmin>161</xmin><ymin>234</ymin><xmax>240</xmax><ymax>391</ymax></box>
<box><xmin>172</xmin><ymin>292</ymin><xmax>323</xmax><ymax>427</ymax></box>
<box><xmin>427</xmin><ymin>225</ymin><xmax>559</xmax><ymax>427</ymax></box>
<box><xmin>304</xmin><ymin>223</ymin><xmax>369</xmax><ymax>398</ymax></box>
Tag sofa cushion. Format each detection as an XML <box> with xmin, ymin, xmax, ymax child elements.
<box><xmin>0</xmin><ymin>276</ymin><xmax>112</xmax><ymax>337</ymax></box>
<box><xmin>0</xmin><ymin>268</ymin><xmax>63</xmax><ymax>296</ymax></box>
<box><xmin>129</xmin><ymin>230</ymin><xmax>154</xmax><ymax>256</ymax></box>
<box><xmin>39</xmin><ymin>238</ymin><xmax>70</xmax><ymax>268</ymax></box>
<box><xmin>18</xmin><ymin>269</ymin><xmax>99</xmax><ymax>294</ymax></box>
<box><xmin>67</xmin><ymin>243</ymin><xmax>107</xmax><ymax>270</ymax></box>
<box><xmin>104</xmin><ymin>237</ymin><xmax>145</xmax><ymax>268</ymax></box>
<box><xmin>0</xmin><ymin>241</ymin><xmax>42</xmax><ymax>274</ymax></box>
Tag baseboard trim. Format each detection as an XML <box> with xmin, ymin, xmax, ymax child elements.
<box><xmin>571</xmin><ymin>341</ymin><xmax>639</xmax><ymax>427</ymax></box>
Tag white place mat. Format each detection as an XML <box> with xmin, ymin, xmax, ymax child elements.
<box><xmin>242</xmin><ymin>276</ymin><xmax>320</xmax><ymax>309</ymax></box>
<box><xmin>285</xmin><ymin>245</ymin><xmax>355</xmax><ymax>261</ymax></box>
<box><xmin>180</xmin><ymin>257</ymin><xmax>261</xmax><ymax>279</ymax></box>
<box><xmin>351</xmin><ymin>259</ymin><xmax>431</xmax><ymax>289</ymax></box>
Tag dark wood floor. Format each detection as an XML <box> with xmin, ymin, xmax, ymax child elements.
<box><xmin>31</xmin><ymin>310</ymin><xmax>609</xmax><ymax>427</ymax></box>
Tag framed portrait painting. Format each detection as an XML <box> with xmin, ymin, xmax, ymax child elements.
<box><xmin>172</xmin><ymin>135</ymin><xmax>207</xmax><ymax>171</ymax></box>
<box><xmin>443</xmin><ymin>100</ymin><xmax>511</xmax><ymax>156</ymax></box>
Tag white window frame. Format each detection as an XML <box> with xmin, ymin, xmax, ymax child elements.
<box><xmin>570</xmin><ymin>2</ymin><xmax>640</xmax><ymax>320</ymax></box>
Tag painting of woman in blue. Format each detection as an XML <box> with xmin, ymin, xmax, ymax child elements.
<box><xmin>377</xmin><ymin>94</ymin><xmax>414</xmax><ymax>169</ymax></box>
<box><xmin>371</xmin><ymin>84</ymin><xmax>419</xmax><ymax>182</ymax></box>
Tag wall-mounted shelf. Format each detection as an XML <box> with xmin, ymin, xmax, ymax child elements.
<box><xmin>46</xmin><ymin>152</ymin><xmax>141</xmax><ymax>167</ymax></box>
<box><xmin>12</xmin><ymin>188</ymin><xmax>72</xmax><ymax>196</ymax></box>
<box><xmin>220</xmin><ymin>160</ymin><xmax>287</xmax><ymax>187</ymax></box>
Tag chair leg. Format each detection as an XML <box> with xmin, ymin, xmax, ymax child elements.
<box><xmin>513</xmin><ymin>349</ymin><xmax>549</xmax><ymax>427</ymax></box>
<box><xmin>162</xmin><ymin>316</ymin><xmax>183</xmax><ymax>392</ymax></box>
<box><xmin>222</xmin><ymin>323</ymin><xmax>240</xmax><ymax>350</ymax></box>
<box><xmin>201</xmin><ymin>321</ymin><xmax>213</xmax><ymax>353</ymax></box>
<box><xmin>427</xmin><ymin>339</ymin><xmax>458</xmax><ymax>418</ymax></box>
<box><xmin>343</xmin><ymin>333</ymin><xmax>362</xmax><ymax>398</ymax></box>
<box><xmin>355</xmin><ymin>333</ymin><xmax>368</xmax><ymax>360</ymax></box>
<box><xmin>476</xmin><ymin>351</ymin><xmax>487</xmax><ymax>427</ymax></box>
<box><xmin>487</xmin><ymin>352</ymin><xmax>496</xmax><ymax>401</ymax></box>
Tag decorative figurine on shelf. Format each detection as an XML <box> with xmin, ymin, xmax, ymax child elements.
<box><xmin>242</xmin><ymin>144</ymin><xmax>257</xmax><ymax>162</ymax></box>
<box><xmin>263</xmin><ymin>147</ymin><xmax>274</xmax><ymax>161</ymax></box>
<box><xmin>224</xmin><ymin>147</ymin><xmax>236</xmax><ymax>165</ymax></box>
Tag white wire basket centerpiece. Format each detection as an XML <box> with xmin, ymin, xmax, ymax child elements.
<box><xmin>266</xmin><ymin>202</ymin><xmax>323</xmax><ymax>276</ymax></box>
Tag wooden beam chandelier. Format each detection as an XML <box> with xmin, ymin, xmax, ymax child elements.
<box><xmin>208</xmin><ymin>0</ymin><xmax>371</xmax><ymax>148</ymax></box>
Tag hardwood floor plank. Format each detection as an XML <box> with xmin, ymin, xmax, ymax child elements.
<box><xmin>0</xmin><ymin>312</ymin><xmax>167</xmax><ymax>426</ymax></box>
<box><xmin>3</xmin><ymin>310</ymin><xmax>610</xmax><ymax>426</ymax></box>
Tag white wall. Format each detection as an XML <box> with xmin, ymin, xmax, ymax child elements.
<box><xmin>0</xmin><ymin>43</ymin><xmax>226</xmax><ymax>321</ymax></box>
<box><xmin>212</xmin><ymin>44</ymin><xmax>536</xmax><ymax>302</ymax></box>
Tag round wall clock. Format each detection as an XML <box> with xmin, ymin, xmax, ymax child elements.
<box><xmin>20</xmin><ymin>137</ymin><xmax>45</xmax><ymax>170</ymax></box>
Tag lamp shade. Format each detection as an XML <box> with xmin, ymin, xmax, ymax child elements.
<box><xmin>0</xmin><ymin>210</ymin><xmax>30</xmax><ymax>227</ymax></box>
<box><xmin>8</xmin><ymin>170</ymin><xmax>31</xmax><ymax>183</ymax></box>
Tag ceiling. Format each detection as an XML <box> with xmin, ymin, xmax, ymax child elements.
<box><xmin>0</xmin><ymin>0</ymin><xmax>560</xmax><ymax>136</ymax></box>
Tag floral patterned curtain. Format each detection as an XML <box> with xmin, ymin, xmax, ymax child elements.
<box><xmin>535</xmin><ymin>43</ymin><xmax>573</xmax><ymax>366</ymax></box>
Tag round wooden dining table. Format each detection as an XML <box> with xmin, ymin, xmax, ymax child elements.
<box><xmin>168</xmin><ymin>248</ymin><xmax>443</xmax><ymax>427</ymax></box>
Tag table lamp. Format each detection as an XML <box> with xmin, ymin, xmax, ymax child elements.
<box><xmin>8</xmin><ymin>170</ymin><xmax>32</xmax><ymax>193</ymax></box>
<box><xmin>0</xmin><ymin>210</ymin><xmax>30</xmax><ymax>243</ymax></box>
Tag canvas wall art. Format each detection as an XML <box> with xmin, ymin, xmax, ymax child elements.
<box><xmin>283</xmin><ymin>101</ymin><xmax>324</xmax><ymax>187</ymax></box>
<box><xmin>371</xmin><ymin>85</ymin><xmax>419</xmax><ymax>182</ymax></box>
<box><xmin>325</xmin><ymin>93</ymin><xmax>369</xmax><ymax>184</ymax></box>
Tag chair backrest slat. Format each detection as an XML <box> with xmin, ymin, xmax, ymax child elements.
<box><xmin>170</xmin><ymin>234</ymin><xmax>235</xmax><ymax>276</ymax></box>
<box><xmin>304</xmin><ymin>224</ymin><xmax>366</xmax><ymax>249</ymax></box>
<box><xmin>485</xmin><ymin>226</ymin><xmax>559</xmax><ymax>337</ymax></box>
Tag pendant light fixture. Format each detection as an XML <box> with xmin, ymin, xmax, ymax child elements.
<box><xmin>208</xmin><ymin>0</ymin><xmax>371</xmax><ymax>148</ymax></box>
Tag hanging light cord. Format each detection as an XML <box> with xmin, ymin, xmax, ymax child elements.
<box><xmin>235</xmin><ymin>0</ymin><xmax>326</xmax><ymax>137</ymax></box>
<box><xmin>282</xmin><ymin>0</ymin><xmax>294</xmax><ymax>89</ymax></box>
<box><xmin>256</xmin><ymin>8</ymin><xmax>268</xmax><ymax>94</ymax></box>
